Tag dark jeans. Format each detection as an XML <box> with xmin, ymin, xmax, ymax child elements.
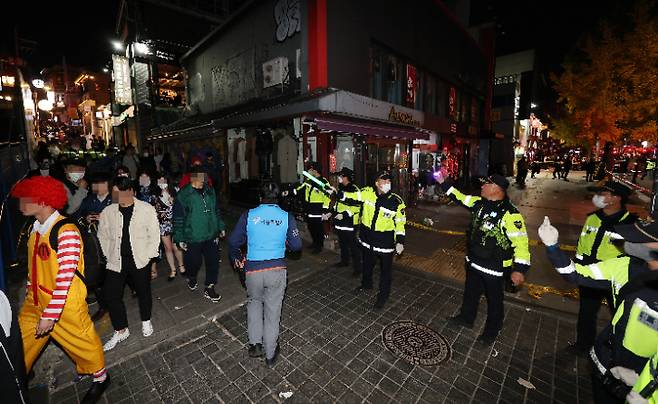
<box><xmin>307</xmin><ymin>217</ymin><xmax>324</xmax><ymax>250</ymax></box>
<box><xmin>104</xmin><ymin>258</ymin><xmax>152</xmax><ymax>331</ymax></box>
<box><xmin>336</xmin><ymin>229</ymin><xmax>361</xmax><ymax>273</ymax></box>
<box><xmin>184</xmin><ymin>239</ymin><xmax>220</xmax><ymax>286</ymax></box>
<box><xmin>459</xmin><ymin>263</ymin><xmax>504</xmax><ymax>336</ymax></box>
<box><xmin>362</xmin><ymin>248</ymin><xmax>393</xmax><ymax>302</ymax></box>
<box><xmin>577</xmin><ymin>286</ymin><xmax>614</xmax><ymax>348</ymax></box>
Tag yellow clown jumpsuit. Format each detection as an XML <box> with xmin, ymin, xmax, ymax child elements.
<box><xmin>19</xmin><ymin>214</ymin><xmax>105</xmax><ymax>375</ymax></box>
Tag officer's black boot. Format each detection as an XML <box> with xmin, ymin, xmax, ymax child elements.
<box><xmin>81</xmin><ymin>374</ymin><xmax>110</xmax><ymax>404</ymax></box>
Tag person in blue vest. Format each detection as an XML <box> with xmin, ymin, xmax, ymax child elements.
<box><xmin>227</xmin><ymin>181</ymin><xmax>302</xmax><ymax>366</ymax></box>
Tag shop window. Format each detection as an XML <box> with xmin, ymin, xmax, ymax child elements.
<box><xmin>1</xmin><ymin>76</ymin><xmax>15</xmax><ymax>87</ymax></box>
<box><xmin>370</xmin><ymin>48</ymin><xmax>383</xmax><ymax>101</ymax></box>
<box><xmin>384</xmin><ymin>56</ymin><xmax>402</xmax><ymax>105</ymax></box>
<box><xmin>335</xmin><ymin>136</ymin><xmax>355</xmax><ymax>171</ymax></box>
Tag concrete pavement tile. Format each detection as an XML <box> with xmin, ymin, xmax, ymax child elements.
<box><xmin>152</xmin><ymin>374</ymin><xmax>178</xmax><ymax>393</ymax></box>
<box><xmin>224</xmin><ymin>364</ymin><xmax>247</xmax><ymax>380</ymax></box>
<box><xmin>361</xmin><ymin>367</ymin><xmax>385</xmax><ymax>386</ymax></box>
<box><xmin>297</xmin><ymin>379</ymin><xmax>322</xmax><ymax>397</ymax></box>
<box><xmin>349</xmin><ymin>378</ymin><xmax>374</xmax><ymax>398</ymax></box>
<box><xmin>173</xmin><ymin>365</ymin><xmax>196</xmax><ymax>383</ymax></box>
<box><xmin>271</xmin><ymin>357</ymin><xmax>295</xmax><ymax>377</ymax></box>
<box><xmin>377</xmin><ymin>376</ymin><xmax>401</xmax><ymax>397</ymax></box>
<box><xmin>105</xmin><ymin>384</ymin><xmax>132</xmax><ymax>403</ymax></box>
<box><xmin>338</xmin><ymin>389</ymin><xmax>363</xmax><ymax>404</ymax></box>
<box><xmin>445</xmin><ymin>386</ymin><xmax>472</xmax><ymax>403</ymax></box>
<box><xmin>367</xmin><ymin>387</ymin><xmax>393</xmax><ymax>402</ymax></box>
<box><xmin>310</xmin><ymin>388</ymin><xmax>333</xmax><ymax>403</ymax></box>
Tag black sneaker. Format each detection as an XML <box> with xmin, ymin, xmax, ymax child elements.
<box><xmin>81</xmin><ymin>374</ymin><xmax>110</xmax><ymax>404</ymax></box>
<box><xmin>248</xmin><ymin>343</ymin><xmax>264</xmax><ymax>358</ymax></box>
<box><xmin>187</xmin><ymin>278</ymin><xmax>198</xmax><ymax>291</ymax></box>
<box><xmin>477</xmin><ymin>332</ymin><xmax>498</xmax><ymax>346</ymax></box>
<box><xmin>353</xmin><ymin>285</ymin><xmax>372</xmax><ymax>294</ymax></box>
<box><xmin>204</xmin><ymin>284</ymin><xmax>221</xmax><ymax>303</ymax></box>
<box><xmin>265</xmin><ymin>344</ymin><xmax>280</xmax><ymax>367</ymax></box>
<box><xmin>447</xmin><ymin>315</ymin><xmax>474</xmax><ymax>329</ymax></box>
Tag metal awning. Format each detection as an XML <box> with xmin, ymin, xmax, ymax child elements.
<box><xmin>313</xmin><ymin>116</ymin><xmax>429</xmax><ymax>140</ymax></box>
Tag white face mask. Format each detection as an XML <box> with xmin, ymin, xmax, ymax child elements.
<box><xmin>592</xmin><ymin>194</ymin><xmax>608</xmax><ymax>209</ymax></box>
<box><xmin>67</xmin><ymin>172</ymin><xmax>85</xmax><ymax>182</ymax></box>
<box><xmin>40</xmin><ymin>169</ymin><xmax>49</xmax><ymax>176</ymax></box>
<box><xmin>158</xmin><ymin>183</ymin><xmax>168</xmax><ymax>190</ymax></box>
<box><xmin>139</xmin><ymin>177</ymin><xmax>151</xmax><ymax>187</ymax></box>
<box><xmin>379</xmin><ymin>183</ymin><xmax>391</xmax><ymax>194</ymax></box>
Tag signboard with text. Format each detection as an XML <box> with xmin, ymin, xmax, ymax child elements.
<box><xmin>112</xmin><ymin>55</ymin><xmax>132</xmax><ymax>105</ymax></box>
<box><xmin>405</xmin><ymin>64</ymin><xmax>417</xmax><ymax>106</ymax></box>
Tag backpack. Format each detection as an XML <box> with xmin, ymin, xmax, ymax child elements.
<box><xmin>48</xmin><ymin>218</ymin><xmax>105</xmax><ymax>288</ymax></box>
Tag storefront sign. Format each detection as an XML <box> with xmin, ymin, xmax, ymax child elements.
<box><xmin>388</xmin><ymin>107</ymin><xmax>421</xmax><ymax>127</ymax></box>
<box><xmin>406</xmin><ymin>64</ymin><xmax>417</xmax><ymax>106</ymax></box>
<box><xmin>112</xmin><ymin>55</ymin><xmax>132</xmax><ymax>105</ymax></box>
<box><xmin>448</xmin><ymin>87</ymin><xmax>456</xmax><ymax>119</ymax></box>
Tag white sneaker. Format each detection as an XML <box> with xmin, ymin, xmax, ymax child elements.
<box><xmin>142</xmin><ymin>320</ymin><xmax>154</xmax><ymax>337</ymax></box>
<box><xmin>103</xmin><ymin>329</ymin><xmax>130</xmax><ymax>351</ymax></box>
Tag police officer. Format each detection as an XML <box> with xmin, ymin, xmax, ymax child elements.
<box><xmin>571</xmin><ymin>181</ymin><xmax>636</xmax><ymax>356</ymax></box>
<box><xmin>227</xmin><ymin>182</ymin><xmax>303</xmax><ymax>367</ymax></box>
<box><xmin>331</xmin><ymin>167</ymin><xmax>362</xmax><ymax>276</ymax></box>
<box><xmin>436</xmin><ymin>171</ymin><xmax>531</xmax><ymax>345</ymax></box>
<box><xmin>539</xmin><ymin>214</ymin><xmax>658</xmax><ymax>403</ymax></box>
<box><xmin>336</xmin><ymin>171</ymin><xmax>406</xmax><ymax>309</ymax></box>
<box><xmin>292</xmin><ymin>162</ymin><xmax>330</xmax><ymax>254</ymax></box>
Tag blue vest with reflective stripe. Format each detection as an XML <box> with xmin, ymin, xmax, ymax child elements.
<box><xmin>246</xmin><ymin>204</ymin><xmax>289</xmax><ymax>261</ymax></box>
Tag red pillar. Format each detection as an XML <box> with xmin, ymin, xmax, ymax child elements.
<box><xmin>308</xmin><ymin>0</ymin><xmax>328</xmax><ymax>90</ymax></box>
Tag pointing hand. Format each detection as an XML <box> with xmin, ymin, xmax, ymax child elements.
<box><xmin>538</xmin><ymin>216</ymin><xmax>559</xmax><ymax>246</ymax></box>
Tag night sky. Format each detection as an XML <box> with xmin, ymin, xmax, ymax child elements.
<box><xmin>1</xmin><ymin>0</ymin><xmax>634</xmax><ymax>79</ymax></box>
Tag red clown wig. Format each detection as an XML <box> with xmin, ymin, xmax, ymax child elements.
<box><xmin>11</xmin><ymin>176</ymin><xmax>68</xmax><ymax>210</ymax></box>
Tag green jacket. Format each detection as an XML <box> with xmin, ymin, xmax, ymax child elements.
<box><xmin>172</xmin><ymin>184</ymin><xmax>225</xmax><ymax>243</ymax></box>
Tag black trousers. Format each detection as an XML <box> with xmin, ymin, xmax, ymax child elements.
<box><xmin>577</xmin><ymin>286</ymin><xmax>614</xmax><ymax>348</ymax></box>
<box><xmin>184</xmin><ymin>239</ymin><xmax>220</xmax><ymax>286</ymax></box>
<box><xmin>307</xmin><ymin>217</ymin><xmax>324</xmax><ymax>250</ymax></box>
<box><xmin>104</xmin><ymin>258</ymin><xmax>152</xmax><ymax>331</ymax></box>
<box><xmin>362</xmin><ymin>248</ymin><xmax>393</xmax><ymax>302</ymax></box>
<box><xmin>591</xmin><ymin>370</ymin><xmax>626</xmax><ymax>404</ymax></box>
<box><xmin>336</xmin><ymin>229</ymin><xmax>361</xmax><ymax>273</ymax></box>
<box><xmin>459</xmin><ymin>263</ymin><xmax>504</xmax><ymax>336</ymax></box>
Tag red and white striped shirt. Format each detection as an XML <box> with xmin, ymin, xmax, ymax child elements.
<box><xmin>31</xmin><ymin>212</ymin><xmax>82</xmax><ymax>322</ymax></box>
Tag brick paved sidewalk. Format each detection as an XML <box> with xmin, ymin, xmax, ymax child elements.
<box><xmin>50</xmin><ymin>262</ymin><xmax>592</xmax><ymax>404</ymax></box>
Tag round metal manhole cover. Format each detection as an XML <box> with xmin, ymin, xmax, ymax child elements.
<box><xmin>382</xmin><ymin>321</ymin><xmax>451</xmax><ymax>366</ymax></box>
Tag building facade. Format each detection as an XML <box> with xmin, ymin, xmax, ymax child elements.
<box><xmin>148</xmin><ymin>0</ymin><xmax>493</xmax><ymax>203</ymax></box>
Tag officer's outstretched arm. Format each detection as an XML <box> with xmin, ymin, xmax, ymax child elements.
<box><xmin>502</xmin><ymin>212</ymin><xmax>530</xmax><ymax>273</ymax></box>
<box><xmin>439</xmin><ymin>181</ymin><xmax>481</xmax><ymax>210</ymax></box>
<box><xmin>545</xmin><ymin>245</ymin><xmax>627</xmax><ymax>289</ymax></box>
<box><xmin>339</xmin><ymin>188</ymin><xmax>366</xmax><ymax>205</ymax></box>
<box><xmin>395</xmin><ymin>201</ymin><xmax>407</xmax><ymax>245</ymax></box>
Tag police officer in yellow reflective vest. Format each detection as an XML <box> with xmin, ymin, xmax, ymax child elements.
<box><xmin>437</xmin><ymin>172</ymin><xmax>531</xmax><ymax>345</ymax></box>
<box><xmin>335</xmin><ymin>171</ymin><xmax>406</xmax><ymax>309</ymax></box>
<box><xmin>540</xmin><ymin>214</ymin><xmax>658</xmax><ymax>403</ymax></box>
<box><xmin>292</xmin><ymin>162</ymin><xmax>330</xmax><ymax>254</ymax></box>
<box><xmin>571</xmin><ymin>181</ymin><xmax>636</xmax><ymax>356</ymax></box>
<box><xmin>330</xmin><ymin>167</ymin><xmax>362</xmax><ymax>276</ymax></box>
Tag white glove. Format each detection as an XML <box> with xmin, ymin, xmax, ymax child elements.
<box><xmin>611</xmin><ymin>366</ymin><xmax>640</xmax><ymax>387</ymax></box>
<box><xmin>321</xmin><ymin>213</ymin><xmax>332</xmax><ymax>221</ymax></box>
<box><xmin>538</xmin><ymin>216</ymin><xmax>559</xmax><ymax>246</ymax></box>
<box><xmin>627</xmin><ymin>391</ymin><xmax>648</xmax><ymax>404</ymax></box>
<box><xmin>219</xmin><ymin>230</ymin><xmax>226</xmax><ymax>238</ymax></box>
<box><xmin>281</xmin><ymin>190</ymin><xmax>289</xmax><ymax>197</ymax></box>
<box><xmin>326</xmin><ymin>187</ymin><xmax>336</xmax><ymax>196</ymax></box>
<box><xmin>395</xmin><ymin>243</ymin><xmax>404</xmax><ymax>255</ymax></box>
<box><xmin>335</xmin><ymin>213</ymin><xmax>344</xmax><ymax>221</ymax></box>
<box><xmin>177</xmin><ymin>242</ymin><xmax>188</xmax><ymax>251</ymax></box>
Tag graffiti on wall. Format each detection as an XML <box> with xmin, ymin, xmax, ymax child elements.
<box><xmin>211</xmin><ymin>49</ymin><xmax>255</xmax><ymax>109</ymax></box>
<box><xmin>274</xmin><ymin>0</ymin><xmax>301</xmax><ymax>42</ymax></box>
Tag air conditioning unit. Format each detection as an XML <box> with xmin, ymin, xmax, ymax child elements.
<box><xmin>263</xmin><ymin>57</ymin><xmax>288</xmax><ymax>88</ymax></box>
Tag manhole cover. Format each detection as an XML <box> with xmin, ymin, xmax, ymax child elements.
<box><xmin>382</xmin><ymin>321</ymin><xmax>451</xmax><ymax>366</ymax></box>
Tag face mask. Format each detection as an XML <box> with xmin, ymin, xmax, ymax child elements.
<box><xmin>624</xmin><ymin>242</ymin><xmax>656</xmax><ymax>262</ymax></box>
<box><xmin>143</xmin><ymin>152</ymin><xmax>149</xmax><ymax>157</ymax></box>
<box><xmin>139</xmin><ymin>178</ymin><xmax>151</xmax><ymax>187</ymax></box>
<box><xmin>592</xmin><ymin>195</ymin><xmax>608</xmax><ymax>209</ymax></box>
<box><xmin>40</xmin><ymin>169</ymin><xmax>49</xmax><ymax>176</ymax></box>
<box><xmin>158</xmin><ymin>183</ymin><xmax>168</xmax><ymax>190</ymax></box>
<box><xmin>379</xmin><ymin>183</ymin><xmax>391</xmax><ymax>194</ymax></box>
<box><xmin>67</xmin><ymin>172</ymin><xmax>85</xmax><ymax>182</ymax></box>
